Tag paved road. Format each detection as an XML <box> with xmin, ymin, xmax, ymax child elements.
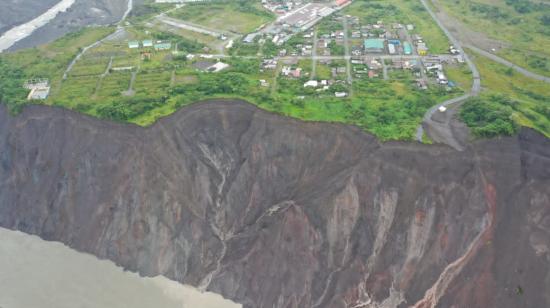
<box><xmin>415</xmin><ymin>0</ymin><xmax>481</xmax><ymax>148</ymax></box>
<box><xmin>465</xmin><ymin>44</ymin><xmax>550</xmax><ymax>83</ymax></box>
<box><xmin>157</xmin><ymin>16</ymin><xmax>222</xmax><ymax>37</ymax></box>
<box><xmin>311</xmin><ymin>29</ymin><xmax>318</xmax><ymax>80</ymax></box>
<box><xmin>63</xmin><ymin>0</ymin><xmax>134</xmax><ymax>80</ymax></box>
<box><xmin>343</xmin><ymin>16</ymin><xmax>352</xmax><ymax>84</ymax></box>
<box><xmin>63</xmin><ymin>27</ymin><xmax>125</xmax><ymax>80</ymax></box>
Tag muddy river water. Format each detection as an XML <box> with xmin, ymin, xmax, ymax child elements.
<box><xmin>0</xmin><ymin>227</ymin><xmax>241</xmax><ymax>308</ymax></box>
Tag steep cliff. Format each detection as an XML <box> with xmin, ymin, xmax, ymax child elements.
<box><xmin>0</xmin><ymin>100</ymin><xmax>549</xmax><ymax>308</ymax></box>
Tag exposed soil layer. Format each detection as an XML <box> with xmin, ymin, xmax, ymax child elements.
<box><xmin>0</xmin><ymin>100</ymin><xmax>549</xmax><ymax>308</ymax></box>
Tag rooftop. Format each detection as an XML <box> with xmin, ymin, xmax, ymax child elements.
<box><xmin>364</xmin><ymin>39</ymin><xmax>385</xmax><ymax>50</ymax></box>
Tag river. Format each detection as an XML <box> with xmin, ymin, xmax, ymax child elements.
<box><xmin>0</xmin><ymin>227</ymin><xmax>241</xmax><ymax>308</ymax></box>
<box><xmin>0</xmin><ymin>0</ymin><xmax>76</xmax><ymax>52</ymax></box>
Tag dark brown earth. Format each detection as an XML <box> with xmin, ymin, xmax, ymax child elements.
<box><xmin>0</xmin><ymin>100</ymin><xmax>549</xmax><ymax>308</ymax></box>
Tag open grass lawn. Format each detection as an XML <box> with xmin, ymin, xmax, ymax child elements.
<box><xmin>444</xmin><ymin>63</ymin><xmax>473</xmax><ymax>89</ymax></box>
<box><xmin>467</xmin><ymin>48</ymin><xmax>550</xmax><ymax>137</ymax></box>
<box><xmin>316</xmin><ymin>63</ymin><xmax>333</xmax><ymax>80</ymax></box>
<box><xmin>149</xmin><ymin>21</ymin><xmax>220</xmax><ymax>50</ymax></box>
<box><xmin>437</xmin><ymin>0</ymin><xmax>550</xmax><ymax>77</ymax></box>
<box><xmin>96</xmin><ymin>73</ymin><xmax>132</xmax><ymax>98</ymax></box>
<box><xmin>167</xmin><ymin>1</ymin><xmax>274</xmax><ymax>34</ymax></box>
<box><xmin>343</xmin><ymin>0</ymin><xmax>450</xmax><ymax>54</ymax></box>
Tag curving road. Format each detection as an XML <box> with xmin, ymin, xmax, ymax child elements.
<box><xmin>465</xmin><ymin>44</ymin><xmax>550</xmax><ymax>83</ymax></box>
<box><xmin>416</xmin><ymin>0</ymin><xmax>550</xmax><ymax>147</ymax></box>
<box><xmin>63</xmin><ymin>0</ymin><xmax>134</xmax><ymax>80</ymax></box>
<box><xmin>415</xmin><ymin>0</ymin><xmax>481</xmax><ymax>149</ymax></box>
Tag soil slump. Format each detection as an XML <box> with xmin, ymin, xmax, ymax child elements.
<box><xmin>0</xmin><ymin>100</ymin><xmax>548</xmax><ymax>308</ymax></box>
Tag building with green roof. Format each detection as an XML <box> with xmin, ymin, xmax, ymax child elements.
<box><xmin>404</xmin><ymin>42</ymin><xmax>413</xmax><ymax>55</ymax></box>
<box><xmin>142</xmin><ymin>40</ymin><xmax>153</xmax><ymax>48</ymax></box>
<box><xmin>364</xmin><ymin>39</ymin><xmax>385</xmax><ymax>53</ymax></box>
<box><xmin>154</xmin><ymin>41</ymin><xmax>172</xmax><ymax>51</ymax></box>
<box><xmin>128</xmin><ymin>41</ymin><xmax>140</xmax><ymax>49</ymax></box>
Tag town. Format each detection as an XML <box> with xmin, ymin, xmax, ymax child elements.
<box><xmin>27</xmin><ymin>0</ymin><xmax>466</xmax><ymax>103</ymax></box>
<box><xmin>3</xmin><ymin>0</ymin><xmax>474</xmax><ymax>140</ymax></box>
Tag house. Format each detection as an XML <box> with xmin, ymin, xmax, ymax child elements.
<box><xmin>128</xmin><ymin>41</ymin><xmax>140</xmax><ymax>49</ymax></box>
<box><xmin>282</xmin><ymin>66</ymin><xmax>302</xmax><ymax>78</ymax></box>
<box><xmin>259</xmin><ymin>79</ymin><xmax>270</xmax><ymax>87</ymax></box>
<box><xmin>304</xmin><ymin>80</ymin><xmax>319</xmax><ymax>87</ymax></box>
<box><xmin>403</xmin><ymin>42</ymin><xmax>413</xmax><ymax>55</ymax></box>
<box><xmin>262</xmin><ymin>59</ymin><xmax>278</xmax><ymax>70</ymax></box>
<box><xmin>154</xmin><ymin>41</ymin><xmax>172</xmax><ymax>50</ymax></box>
<box><xmin>142</xmin><ymin>40</ymin><xmax>153</xmax><ymax>48</ymax></box>
<box><xmin>437</xmin><ymin>71</ymin><xmax>448</xmax><ymax>84</ymax></box>
<box><xmin>336</xmin><ymin>0</ymin><xmax>350</xmax><ymax>6</ymax></box>
<box><xmin>27</xmin><ymin>87</ymin><xmax>50</xmax><ymax>100</ymax></box>
<box><xmin>388</xmin><ymin>43</ymin><xmax>396</xmax><ymax>55</ymax></box>
<box><xmin>207</xmin><ymin>62</ymin><xmax>229</xmax><ymax>73</ymax></box>
<box><xmin>335</xmin><ymin>92</ymin><xmax>347</xmax><ymax>97</ymax></box>
<box><xmin>243</xmin><ymin>33</ymin><xmax>257</xmax><ymax>43</ymax></box>
<box><xmin>24</xmin><ymin>79</ymin><xmax>50</xmax><ymax>100</ymax></box>
<box><xmin>416</xmin><ymin>79</ymin><xmax>428</xmax><ymax>90</ymax></box>
<box><xmin>364</xmin><ymin>39</ymin><xmax>385</xmax><ymax>53</ymax></box>
<box><xmin>368</xmin><ymin>70</ymin><xmax>378</xmax><ymax>78</ymax></box>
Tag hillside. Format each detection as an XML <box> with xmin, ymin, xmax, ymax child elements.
<box><xmin>1</xmin><ymin>100</ymin><xmax>549</xmax><ymax>307</ymax></box>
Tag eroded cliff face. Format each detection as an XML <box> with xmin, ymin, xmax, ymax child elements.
<box><xmin>0</xmin><ymin>100</ymin><xmax>549</xmax><ymax>308</ymax></box>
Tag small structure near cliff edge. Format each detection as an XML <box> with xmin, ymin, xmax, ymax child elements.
<box><xmin>24</xmin><ymin>79</ymin><xmax>50</xmax><ymax>100</ymax></box>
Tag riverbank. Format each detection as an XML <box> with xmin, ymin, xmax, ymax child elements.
<box><xmin>0</xmin><ymin>0</ymin><xmax>76</xmax><ymax>52</ymax></box>
<box><xmin>0</xmin><ymin>227</ymin><xmax>241</xmax><ymax>308</ymax></box>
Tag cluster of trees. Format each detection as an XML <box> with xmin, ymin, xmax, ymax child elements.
<box><xmin>152</xmin><ymin>32</ymin><xmax>205</xmax><ymax>53</ymax></box>
<box><xmin>96</xmin><ymin>95</ymin><xmax>166</xmax><ymax>121</ymax></box>
<box><xmin>470</xmin><ymin>3</ymin><xmax>509</xmax><ymax>20</ymax></box>
<box><xmin>233</xmin><ymin>0</ymin><xmax>274</xmax><ymax>19</ymax></box>
<box><xmin>357</xmin><ymin>3</ymin><xmax>400</xmax><ymax>22</ymax></box>
<box><xmin>526</xmin><ymin>55</ymin><xmax>548</xmax><ymax>71</ymax></box>
<box><xmin>0</xmin><ymin>58</ymin><xmax>28</xmax><ymax>112</ymax></box>
<box><xmin>328</xmin><ymin>41</ymin><xmax>345</xmax><ymax>56</ymax></box>
<box><xmin>460</xmin><ymin>96</ymin><xmax>518</xmax><ymax>137</ymax></box>
<box><xmin>504</xmin><ymin>0</ymin><xmax>537</xmax><ymax>14</ymax></box>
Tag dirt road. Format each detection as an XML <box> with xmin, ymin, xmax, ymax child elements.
<box><xmin>465</xmin><ymin>44</ymin><xmax>550</xmax><ymax>84</ymax></box>
<box><xmin>415</xmin><ymin>0</ymin><xmax>480</xmax><ymax>150</ymax></box>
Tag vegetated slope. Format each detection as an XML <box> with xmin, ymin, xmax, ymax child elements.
<box><xmin>0</xmin><ymin>100</ymin><xmax>549</xmax><ymax>308</ymax></box>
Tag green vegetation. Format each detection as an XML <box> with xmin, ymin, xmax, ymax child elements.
<box><xmin>444</xmin><ymin>64</ymin><xmax>473</xmax><ymax>89</ymax></box>
<box><xmin>343</xmin><ymin>0</ymin><xmax>450</xmax><ymax>53</ymax></box>
<box><xmin>0</xmin><ymin>26</ymin><xmax>115</xmax><ymax>112</ymax></box>
<box><xmin>437</xmin><ymin>0</ymin><xmax>550</xmax><ymax>77</ymax></box>
<box><xmin>463</xmin><ymin>49</ymin><xmax>550</xmax><ymax>137</ymax></box>
<box><xmin>460</xmin><ymin>96</ymin><xmax>518</xmax><ymax>137</ymax></box>
<box><xmin>167</xmin><ymin>1</ymin><xmax>274</xmax><ymax>34</ymax></box>
<box><xmin>0</xmin><ymin>3</ymin><xmax>472</xmax><ymax>141</ymax></box>
<box><xmin>0</xmin><ymin>25</ymin><xmax>466</xmax><ymax>141</ymax></box>
<box><xmin>127</xmin><ymin>0</ymin><xmax>173</xmax><ymax>23</ymax></box>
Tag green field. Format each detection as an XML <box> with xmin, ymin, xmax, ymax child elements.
<box><xmin>343</xmin><ymin>0</ymin><xmax>450</xmax><ymax>54</ymax></box>
<box><xmin>167</xmin><ymin>1</ymin><xmax>274</xmax><ymax>34</ymax></box>
<box><xmin>436</xmin><ymin>0</ymin><xmax>550</xmax><ymax>77</ymax></box>
<box><xmin>462</xmin><ymin>48</ymin><xmax>550</xmax><ymax>137</ymax></box>
<box><xmin>0</xmin><ymin>1</ymin><xmax>473</xmax><ymax>142</ymax></box>
<box><xmin>0</xmin><ymin>25</ymin><xmax>466</xmax><ymax>141</ymax></box>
